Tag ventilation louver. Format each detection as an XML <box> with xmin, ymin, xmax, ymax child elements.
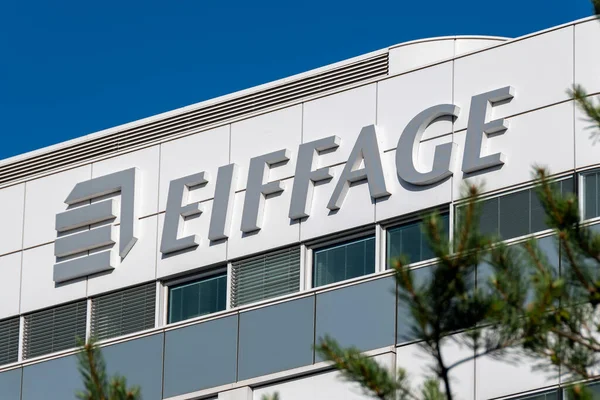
<box><xmin>0</xmin><ymin>53</ymin><xmax>388</xmax><ymax>187</ymax></box>
<box><xmin>0</xmin><ymin>317</ymin><xmax>19</xmax><ymax>365</ymax></box>
<box><xmin>23</xmin><ymin>300</ymin><xmax>87</xmax><ymax>359</ymax></box>
<box><xmin>231</xmin><ymin>246</ymin><xmax>301</xmax><ymax>308</ymax></box>
<box><xmin>91</xmin><ymin>282</ymin><xmax>155</xmax><ymax>341</ymax></box>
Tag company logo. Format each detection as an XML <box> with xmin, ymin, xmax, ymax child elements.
<box><xmin>53</xmin><ymin>86</ymin><xmax>514</xmax><ymax>283</ymax></box>
<box><xmin>53</xmin><ymin>168</ymin><xmax>140</xmax><ymax>283</ymax></box>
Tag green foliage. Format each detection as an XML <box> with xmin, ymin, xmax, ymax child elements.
<box><xmin>569</xmin><ymin>85</ymin><xmax>600</xmax><ymax>145</ymax></box>
<box><xmin>76</xmin><ymin>340</ymin><xmax>141</xmax><ymax>400</ymax></box>
<box><xmin>316</xmin><ymin>336</ymin><xmax>402</xmax><ymax>400</ymax></box>
<box><xmin>261</xmin><ymin>393</ymin><xmax>280</xmax><ymax>400</ymax></box>
<box><xmin>78</xmin><ymin>3</ymin><xmax>600</xmax><ymax>400</ymax></box>
<box><xmin>316</xmin><ymin>169</ymin><xmax>600</xmax><ymax>400</ymax></box>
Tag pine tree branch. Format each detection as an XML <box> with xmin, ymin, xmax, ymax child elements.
<box><xmin>316</xmin><ymin>336</ymin><xmax>406</xmax><ymax>400</ymax></box>
<box><xmin>549</xmin><ymin>327</ymin><xmax>600</xmax><ymax>353</ymax></box>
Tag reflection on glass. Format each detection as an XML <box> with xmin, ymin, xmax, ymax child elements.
<box><xmin>387</xmin><ymin>215</ymin><xmax>449</xmax><ymax>267</ymax></box>
<box><xmin>169</xmin><ymin>274</ymin><xmax>226</xmax><ymax>324</ymax></box>
<box><xmin>313</xmin><ymin>237</ymin><xmax>375</xmax><ymax>287</ymax></box>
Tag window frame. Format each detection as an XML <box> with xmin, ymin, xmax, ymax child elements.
<box><xmin>384</xmin><ymin>212</ymin><xmax>450</xmax><ymax>270</ymax></box>
<box><xmin>580</xmin><ymin>168</ymin><xmax>600</xmax><ymax>223</ymax></box>
<box><xmin>164</xmin><ymin>266</ymin><xmax>228</xmax><ymax>326</ymax></box>
<box><xmin>453</xmin><ymin>174</ymin><xmax>575</xmax><ymax>243</ymax></box>
<box><xmin>308</xmin><ymin>229</ymin><xmax>377</xmax><ymax>290</ymax></box>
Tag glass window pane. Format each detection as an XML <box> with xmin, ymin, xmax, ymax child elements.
<box><xmin>499</xmin><ymin>190</ymin><xmax>530</xmax><ymax>240</ymax></box>
<box><xmin>561</xmin><ymin>176</ymin><xmax>574</xmax><ymax>195</ymax></box>
<box><xmin>515</xmin><ymin>391</ymin><xmax>558</xmax><ymax>400</ymax></box>
<box><xmin>387</xmin><ymin>215</ymin><xmax>449</xmax><ymax>268</ymax></box>
<box><xmin>585</xmin><ymin>173</ymin><xmax>598</xmax><ymax>220</ymax></box>
<box><xmin>421</xmin><ymin>214</ymin><xmax>449</xmax><ymax>261</ymax></box>
<box><xmin>400</xmin><ymin>222</ymin><xmax>421</xmax><ymax>263</ymax></box>
<box><xmin>530</xmin><ymin>188</ymin><xmax>549</xmax><ymax>233</ymax></box>
<box><xmin>478</xmin><ymin>197</ymin><xmax>499</xmax><ymax>236</ymax></box>
<box><xmin>313</xmin><ymin>237</ymin><xmax>375</xmax><ymax>287</ymax></box>
<box><xmin>169</xmin><ymin>274</ymin><xmax>227</xmax><ymax>324</ymax></box>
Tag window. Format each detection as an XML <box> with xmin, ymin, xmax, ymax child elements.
<box><xmin>169</xmin><ymin>273</ymin><xmax>227</xmax><ymax>324</ymax></box>
<box><xmin>0</xmin><ymin>317</ymin><xmax>19</xmax><ymax>366</ymax></box>
<box><xmin>584</xmin><ymin>170</ymin><xmax>600</xmax><ymax>220</ymax></box>
<box><xmin>387</xmin><ymin>215</ymin><xmax>449</xmax><ymax>267</ymax></box>
<box><xmin>231</xmin><ymin>247</ymin><xmax>301</xmax><ymax>308</ymax></box>
<box><xmin>91</xmin><ymin>282</ymin><xmax>156</xmax><ymax>340</ymax></box>
<box><xmin>313</xmin><ymin>236</ymin><xmax>375</xmax><ymax>288</ymax></box>
<box><xmin>458</xmin><ymin>177</ymin><xmax>574</xmax><ymax>241</ymax></box>
<box><xmin>23</xmin><ymin>300</ymin><xmax>87</xmax><ymax>359</ymax></box>
<box><xmin>511</xmin><ymin>390</ymin><xmax>558</xmax><ymax>400</ymax></box>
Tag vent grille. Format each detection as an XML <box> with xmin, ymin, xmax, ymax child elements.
<box><xmin>0</xmin><ymin>317</ymin><xmax>19</xmax><ymax>366</ymax></box>
<box><xmin>23</xmin><ymin>300</ymin><xmax>87</xmax><ymax>359</ymax></box>
<box><xmin>231</xmin><ymin>246</ymin><xmax>301</xmax><ymax>308</ymax></box>
<box><xmin>0</xmin><ymin>53</ymin><xmax>388</xmax><ymax>187</ymax></box>
<box><xmin>91</xmin><ymin>282</ymin><xmax>155</xmax><ymax>341</ymax></box>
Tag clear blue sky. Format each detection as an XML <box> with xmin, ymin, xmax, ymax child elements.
<box><xmin>0</xmin><ymin>0</ymin><xmax>593</xmax><ymax>160</ymax></box>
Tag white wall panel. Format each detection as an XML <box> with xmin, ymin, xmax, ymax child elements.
<box><xmin>377</xmin><ymin>62</ymin><xmax>453</xmax><ymax>151</ymax></box>
<box><xmin>575</xmin><ymin>102</ymin><xmax>600</xmax><ymax>169</ymax></box>
<box><xmin>253</xmin><ymin>370</ymin><xmax>369</xmax><ymax>400</ymax></box>
<box><xmin>376</xmin><ymin>139</ymin><xmax>453</xmax><ymax>222</ymax></box>
<box><xmin>231</xmin><ymin>105</ymin><xmax>302</xmax><ymax>191</ymax></box>
<box><xmin>0</xmin><ymin>184</ymin><xmax>25</xmax><ymax>256</ymax></box>
<box><xmin>87</xmin><ymin>216</ymin><xmax>158</xmax><ymax>296</ymax></box>
<box><xmin>228</xmin><ymin>177</ymin><xmax>300</xmax><ymax>260</ymax></box>
<box><xmin>92</xmin><ymin>146</ymin><xmax>160</xmax><ymax>219</ymax></box>
<box><xmin>252</xmin><ymin>353</ymin><xmax>395</xmax><ymax>400</ymax></box>
<box><xmin>0</xmin><ymin>252</ymin><xmax>22</xmax><ymax>319</ymax></box>
<box><xmin>20</xmin><ymin>243</ymin><xmax>86</xmax><ymax>313</ymax></box>
<box><xmin>575</xmin><ymin>20</ymin><xmax>600</xmax><ymax>96</ymax></box>
<box><xmin>388</xmin><ymin>40</ymin><xmax>454</xmax><ymax>76</ymax></box>
<box><xmin>156</xmin><ymin>200</ymin><xmax>228</xmax><ymax>279</ymax></box>
<box><xmin>454</xmin><ymin>27</ymin><xmax>573</xmax><ymax>132</ymax></box>
<box><xmin>159</xmin><ymin>126</ymin><xmax>230</xmax><ymax>212</ymax></box>
<box><xmin>300</xmin><ymin>164</ymin><xmax>375</xmax><ymax>242</ymax></box>
<box><xmin>23</xmin><ymin>165</ymin><xmax>91</xmax><ymax>249</ymax></box>
<box><xmin>396</xmin><ymin>337</ymin><xmax>474</xmax><ymax>400</ymax></box>
<box><xmin>453</xmin><ymin>102</ymin><xmax>574</xmax><ymax>199</ymax></box>
<box><xmin>303</xmin><ymin>84</ymin><xmax>376</xmax><ymax>168</ymax></box>
<box><xmin>476</xmin><ymin>351</ymin><xmax>557</xmax><ymax>399</ymax></box>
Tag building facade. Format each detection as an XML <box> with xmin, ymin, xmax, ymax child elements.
<box><xmin>0</xmin><ymin>16</ymin><xmax>599</xmax><ymax>400</ymax></box>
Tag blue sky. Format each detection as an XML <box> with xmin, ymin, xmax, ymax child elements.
<box><xmin>0</xmin><ymin>0</ymin><xmax>593</xmax><ymax>160</ymax></box>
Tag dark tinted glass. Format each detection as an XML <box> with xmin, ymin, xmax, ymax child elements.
<box><xmin>459</xmin><ymin>177</ymin><xmax>574</xmax><ymax>242</ymax></box>
<box><xmin>478</xmin><ymin>197</ymin><xmax>499</xmax><ymax>236</ymax></box>
<box><xmin>313</xmin><ymin>237</ymin><xmax>375</xmax><ymax>287</ymax></box>
<box><xmin>515</xmin><ymin>390</ymin><xmax>558</xmax><ymax>400</ymax></box>
<box><xmin>387</xmin><ymin>215</ymin><xmax>449</xmax><ymax>267</ymax></box>
<box><xmin>499</xmin><ymin>190</ymin><xmax>530</xmax><ymax>239</ymax></box>
<box><xmin>585</xmin><ymin>173</ymin><xmax>599</xmax><ymax>220</ymax></box>
<box><xmin>169</xmin><ymin>274</ymin><xmax>226</xmax><ymax>324</ymax></box>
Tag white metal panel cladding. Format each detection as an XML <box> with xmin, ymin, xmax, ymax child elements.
<box><xmin>0</xmin><ymin>53</ymin><xmax>388</xmax><ymax>187</ymax></box>
<box><xmin>23</xmin><ymin>300</ymin><xmax>87</xmax><ymax>359</ymax></box>
<box><xmin>231</xmin><ymin>246</ymin><xmax>301</xmax><ymax>308</ymax></box>
<box><xmin>91</xmin><ymin>282</ymin><xmax>155</xmax><ymax>341</ymax></box>
<box><xmin>0</xmin><ymin>317</ymin><xmax>19</xmax><ymax>366</ymax></box>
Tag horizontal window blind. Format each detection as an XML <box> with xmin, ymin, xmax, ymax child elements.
<box><xmin>23</xmin><ymin>300</ymin><xmax>87</xmax><ymax>359</ymax></box>
<box><xmin>0</xmin><ymin>317</ymin><xmax>19</xmax><ymax>365</ymax></box>
<box><xmin>91</xmin><ymin>282</ymin><xmax>156</xmax><ymax>341</ymax></box>
<box><xmin>231</xmin><ymin>246</ymin><xmax>301</xmax><ymax>308</ymax></box>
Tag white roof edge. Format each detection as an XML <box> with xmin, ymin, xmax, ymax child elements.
<box><xmin>3</xmin><ymin>15</ymin><xmax>597</xmax><ymax>167</ymax></box>
<box><xmin>0</xmin><ymin>47</ymin><xmax>388</xmax><ymax>167</ymax></box>
<box><xmin>388</xmin><ymin>35</ymin><xmax>510</xmax><ymax>50</ymax></box>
